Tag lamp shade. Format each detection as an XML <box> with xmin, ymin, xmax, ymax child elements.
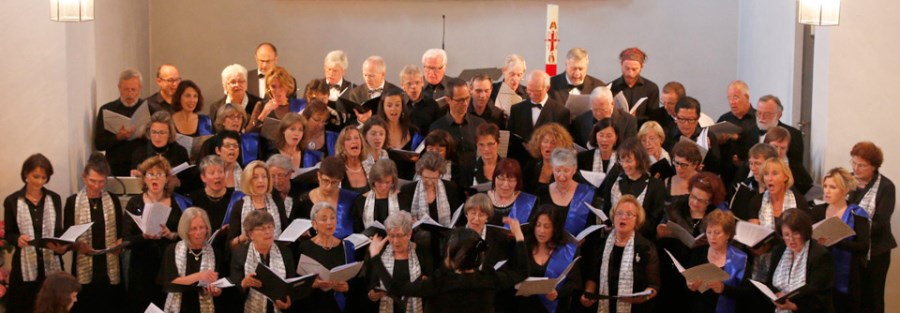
<box><xmin>50</xmin><ymin>0</ymin><xmax>94</xmax><ymax>22</ymax></box>
<box><xmin>798</xmin><ymin>0</ymin><xmax>840</xmax><ymax>26</ymax></box>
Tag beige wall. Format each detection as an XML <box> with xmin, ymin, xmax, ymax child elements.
<box><xmin>810</xmin><ymin>1</ymin><xmax>900</xmax><ymax>311</ymax></box>
<box><xmin>148</xmin><ymin>0</ymin><xmax>740</xmax><ymax>119</ymax></box>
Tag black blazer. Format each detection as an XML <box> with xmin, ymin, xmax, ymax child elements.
<box><xmin>767</xmin><ymin>241</ymin><xmax>834</xmax><ymax>313</ymax></box>
<box><xmin>847</xmin><ymin>174</ymin><xmax>896</xmax><ymax>256</ymax></box>
<box><xmin>569</xmin><ymin>108</ymin><xmax>638</xmax><ymax>148</ymax></box>
<box><xmin>548</xmin><ymin>72</ymin><xmax>606</xmax><ymax>105</ymax></box>
<box><xmin>507</xmin><ymin>98</ymin><xmax>571</xmax><ymax>142</ymax></box>
<box><xmin>344</xmin><ymin>81</ymin><xmax>403</xmax><ymax>108</ymax></box>
<box><xmin>778</xmin><ymin>121</ymin><xmax>804</xmax><ymax>168</ymax></box>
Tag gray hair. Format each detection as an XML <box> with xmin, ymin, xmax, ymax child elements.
<box><xmin>422</xmin><ymin>48</ymin><xmax>448</xmax><ymax>67</ymax></box>
<box><xmin>325</xmin><ymin>50</ymin><xmax>349</xmax><ymax>70</ymax></box>
<box><xmin>242</xmin><ymin>210</ymin><xmax>275</xmax><ymax>234</ymax></box>
<box><xmin>415</xmin><ymin>152</ymin><xmax>447</xmax><ymax>175</ymax></box>
<box><xmin>400</xmin><ymin>64</ymin><xmax>422</xmax><ymax>81</ymax></box>
<box><xmin>590</xmin><ymin>85</ymin><xmax>614</xmax><ymax>108</ymax></box>
<box><xmin>464</xmin><ymin>193</ymin><xmax>493</xmax><ymax>217</ymax></box>
<box><xmin>144</xmin><ymin>111</ymin><xmax>177</xmax><ymax>144</ymax></box>
<box><xmin>214</xmin><ymin>103</ymin><xmax>246</xmax><ymax>132</ymax></box>
<box><xmin>119</xmin><ymin>68</ymin><xmax>143</xmax><ymax>85</ymax></box>
<box><xmin>729</xmin><ymin>80</ymin><xmax>750</xmax><ymax>98</ymax></box>
<box><xmin>364</xmin><ymin>56</ymin><xmax>386</xmax><ymax>74</ymax></box>
<box><xmin>385</xmin><ymin>210</ymin><xmax>413</xmax><ymax>235</ymax></box>
<box><xmin>199</xmin><ymin>155</ymin><xmax>225</xmax><ymax>174</ymax></box>
<box><xmin>526</xmin><ymin>70</ymin><xmax>551</xmax><ymax>89</ymax></box>
<box><xmin>550</xmin><ymin>148</ymin><xmax>578</xmax><ymax>168</ymax></box>
<box><xmin>503</xmin><ymin>54</ymin><xmax>527</xmax><ymax>72</ymax></box>
<box><xmin>566</xmin><ymin>48</ymin><xmax>589</xmax><ymax>62</ymax></box>
<box><xmin>758</xmin><ymin>94</ymin><xmax>784</xmax><ymax>112</ymax></box>
<box><xmin>310</xmin><ymin>202</ymin><xmax>337</xmax><ymax>221</ymax></box>
<box><xmin>266</xmin><ymin>154</ymin><xmax>292</xmax><ymax>172</ymax></box>
<box><xmin>178</xmin><ymin>207</ymin><xmax>212</xmax><ymax>242</ymax></box>
<box><xmin>368</xmin><ymin>159</ymin><xmax>399</xmax><ymax>193</ymax></box>
<box><xmin>221</xmin><ymin>64</ymin><xmax>248</xmax><ymax>90</ymax></box>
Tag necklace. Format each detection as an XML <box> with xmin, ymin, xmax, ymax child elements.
<box><xmin>188</xmin><ymin>248</ymin><xmax>203</xmax><ymax>261</ymax></box>
<box><xmin>207</xmin><ymin>193</ymin><xmax>224</xmax><ymax>202</ymax></box>
<box><xmin>554</xmin><ymin>182</ymin><xmax>571</xmax><ymax>195</ymax></box>
<box><xmin>346</xmin><ymin>164</ymin><xmax>363</xmax><ymax>173</ymax></box>
<box><xmin>490</xmin><ymin>191</ymin><xmax>517</xmax><ymax>207</ymax></box>
<box><xmin>316</xmin><ymin>237</ymin><xmax>336</xmax><ymax>250</ymax></box>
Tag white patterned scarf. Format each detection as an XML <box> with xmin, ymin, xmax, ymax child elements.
<box><xmin>379</xmin><ymin>244</ymin><xmax>423</xmax><ymax>313</ymax></box>
<box><xmin>363</xmin><ymin>191</ymin><xmax>400</xmax><ymax>229</ymax></box>
<box><xmin>165</xmin><ymin>240</ymin><xmax>216</xmax><ymax>313</ymax></box>
<box><xmin>284</xmin><ymin>196</ymin><xmax>294</xmax><ymax>219</ymax></box>
<box><xmin>593</xmin><ymin>150</ymin><xmax>617</xmax><ymax>173</ymax></box>
<box><xmin>16</xmin><ymin>195</ymin><xmax>62</xmax><ymax>282</ymax></box>
<box><xmin>598</xmin><ymin>231</ymin><xmax>636</xmax><ymax>313</ymax></box>
<box><xmin>410</xmin><ymin>180</ymin><xmax>451</xmax><ymax>226</ymax></box>
<box><xmin>857</xmin><ymin>174</ymin><xmax>882</xmax><ymax>218</ymax></box>
<box><xmin>772</xmin><ymin>241</ymin><xmax>809</xmax><ymax>313</ymax></box>
<box><xmin>244</xmin><ymin>242</ymin><xmax>286</xmax><ymax>313</ymax></box>
<box><xmin>611</xmin><ymin>176</ymin><xmax>647</xmax><ymax>210</ymax></box>
<box><xmin>239</xmin><ymin>195</ymin><xmax>282</xmax><ymax>238</ymax></box>
<box><xmin>74</xmin><ymin>189</ymin><xmax>120</xmax><ymax>285</ymax></box>
<box><xmin>232</xmin><ymin>164</ymin><xmax>243</xmax><ymax>192</ymax></box>
<box><xmin>363</xmin><ymin>150</ymin><xmax>389</xmax><ymax>174</ymax></box>
<box><xmin>758</xmin><ymin>190</ymin><xmax>798</xmax><ymax>230</ymax></box>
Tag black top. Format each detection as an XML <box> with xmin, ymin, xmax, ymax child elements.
<box><xmin>468</xmin><ymin>99</ymin><xmax>508</xmax><ymax>130</ymax></box>
<box><xmin>422</xmin><ymin>76</ymin><xmax>453</xmax><ymax>101</ymax></box>
<box><xmin>601</xmin><ymin>173</ymin><xmax>667</xmax><ymax>239</ymax></box>
<box><xmin>229</xmin><ymin>243</ymin><xmax>297</xmax><ymax>312</ymax></box>
<box><xmin>406</xmin><ymin>97</ymin><xmax>442</xmax><ymax>139</ymax></box>
<box><xmin>226</xmin><ymin>194</ymin><xmax>288</xmax><ymax>245</ymax></box>
<box><xmin>63</xmin><ymin>192</ymin><xmax>124</xmax><ymax>284</ymax></box>
<box><xmin>297</xmin><ymin>240</ymin><xmax>347</xmax><ymax>313</ymax></box>
<box><xmin>766</xmin><ymin>241</ymin><xmax>835</xmax><ymax>313</ymax></box>
<box><xmin>569</xmin><ymin>109</ymin><xmax>638</xmax><ymax>149</ymax></box>
<box><xmin>748</xmin><ymin>188</ymin><xmax>810</xmax><ymax>238</ymax></box>
<box><xmin>340</xmin><ymin>174</ymin><xmax>371</xmax><ymax>195</ymax></box>
<box><xmin>122</xmin><ymin>195</ymin><xmax>184</xmax><ymax>310</ymax></box>
<box><xmin>717</xmin><ymin>109</ymin><xmax>759</xmax><ymax>163</ymax></box>
<box><xmin>189</xmin><ymin>189</ymin><xmax>234</xmax><ymax>230</ymax></box>
<box><xmin>847</xmin><ymin>174</ymin><xmax>896</xmax><ymax>256</ymax></box>
<box><xmin>94</xmin><ymin>99</ymin><xmax>149</xmax><ymax>176</ymax></box>
<box><xmin>664</xmin><ymin>125</ymin><xmax>723</xmax><ymax>176</ymax></box>
<box><xmin>398</xmin><ymin>179</ymin><xmax>463</xmax><ymax>220</ymax></box>
<box><xmin>351</xmin><ymin>195</ymin><xmax>396</xmax><ymax>234</ymax></box>
<box><xmin>585</xmin><ymin>234</ymin><xmax>660</xmax><ymax>313</ymax></box>
<box><xmin>161</xmin><ymin>243</ymin><xmax>205</xmax><ymax>313</ymax></box>
<box><xmin>547</xmin><ymin>73</ymin><xmax>606</xmax><ymax>106</ymax></box>
<box><xmin>686</xmin><ymin>245</ymin><xmax>754</xmax><ymax>313</ymax></box>
<box><xmin>518</xmin><ymin>243</ymin><xmax>582</xmax><ymax>313</ymax></box>
<box><xmin>430</xmin><ymin>113</ymin><xmax>487</xmax><ymax>169</ymax></box>
<box><xmin>3</xmin><ymin>188</ymin><xmax>64</xmax><ymax>285</ymax></box>
<box><xmin>131</xmin><ymin>141</ymin><xmax>190</xmax><ymax>171</ymax></box>
<box><xmin>534</xmin><ymin>184</ymin><xmax>603</xmax><ymax>231</ymax></box>
<box><xmin>610</xmin><ymin>75</ymin><xmax>660</xmax><ymax>123</ymax></box>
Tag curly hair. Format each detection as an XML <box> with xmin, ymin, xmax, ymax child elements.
<box><xmin>526</xmin><ymin>123</ymin><xmax>573</xmax><ymax>159</ymax></box>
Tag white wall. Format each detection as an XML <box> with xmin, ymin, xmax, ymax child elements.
<box><xmin>148</xmin><ymin>0</ymin><xmax>740</xmax><ymax>119</ymax></box>
<box><xmin>810</xmin><ymin>1</ymin><xmax>900</xmax><ymax>311</ymax></box>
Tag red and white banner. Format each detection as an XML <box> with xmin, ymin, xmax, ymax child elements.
<box><xmin>545</xmin><ymin>4</ymin><xmax>559</xmax><ymax>76</ymax></box>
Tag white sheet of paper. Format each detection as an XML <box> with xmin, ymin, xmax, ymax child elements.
<box><xmin>618</xmin><ymin>289</ymin><xmax>653</xmax><ymax>298</ymax></box>
<box><xmin>129</xmin><ymin>101</ymin><xmax>151</xmax><ymax>139</ymax></box>
<box><xmin>344</xmin><ymin>233</ymin><xmax>371</xmax><ymax>249</ymax></box>
<box><xmin>56</xmin><ymin>222</ymin><xmax>95</xmax><ymax>242</ymax></box>
<box><xmin>329</xmin><ymin>261</ymin><xmax>364</xmax><ymax>282</ymax></box>
<box><xmin>498</xmin><ymin>130</ymin><xmax>511</xmax><ymax>158</ymax></box>
<box><xmin>170</xmin><ymin>162</ymin><xmax>194</xmax><ymax>176</ymax></box>
<box><xmin>291</xmin><ymin>164</ymin><xmax>320</xmax><ymax>180</ymax></box>
<box><xmin>666</xmin><ymin>221</ymin><xmax>705</xmax><ymax>248</ymax></box>
<box><xmin>495</xmin><ymin>84</ymin><xmax>523</xmax><ymax>116</ymax></box>
<box><xmin>613</xmin><ymin>91</ymin><xmax>629</xmax><ymax>112</ymax></box>
<box><xmin>130</xmin><ymin>203</ymin><xmax>172</xmax><ymax>235</ymax></box>
<box><xmin>575</xmin><ymin>224</ymin><xmax>606</xmax><ymax>241</ymax></box>
<box><xmin>371</xmin><ymin>221</ymin><xmax>386</xmax><ymax>230</ymax></box>
<box><xmin>207</xmin><ymin>228</ymin><xmax>222</xmax><ymax>245</ymax></box>
<box><xmin>103</xmin><ymin>109</ymin><xmax>131</xmax><ymax>134</ymax></box>
<box><xmin>515</xmin><ymin>277</ymin><xmax>555</xmax><ymax>296</ymax></box>
<box><xmin>297</xmin><ymin>255</ymin><xmax>363</xmax><ymax>284</ymax></box>
<box><xmin>494</xmin><ymin>260</ymin><xmax>508</xmax><ymax>271</ymax></box>
<box><xmin>144</xmin><ymin>303</ymin><xmax>165</xmax><ymax>313</ymax></box>
<box><xmin>199</xmin><ymin>277</ymin><xmax>235</xmax><ymax>288</ymax></box>
<box><xmin>174</xmin><ymin>135</ymin><xmax>194</xmax><ymax>156</ymax></box>
<box><xmin>812</xmin><ymin>216</ymin><xmax>856</xmax><ymax>247</ymax></box>
<box><xmin>580</xmin><ymin>170</ymin><xmax>607</xmax><ymax>188</ymax></box>
<box><xmin>415</xmin><ymin>214</ymin><xmax>449</xmax><ymax>229</ymax></box>
<box><xmin>629</xmin><ymin>97</ymin><xmax>648</xmax><ymax>115</ymax></box>
<box><xmin>565</xmin><ymin>94</ymin><xmax>592</xmax><ymax>120</ymax></box>
<box><xmin>449</xmin><ymin>203</ymin><xmax>465</xmax><ymax>226</ymax></box>
<box><xmin>734</xmin><ymin>221</ymin><xmax>774</xmax><ymax>247</ymax></box>
<box><xmin>750</xmin><ymin>279</ymin><xmax>777</xmax><ymax>301</ymax></box>
<box><xmin>584</xmin><ymin>201</ymin><xmax>609</xmax><ymax>223</ymax></box>
<box><xmin>277</xmin><ymin>219</ymin><xmax>312</xmax><ymax>242</ymax></box>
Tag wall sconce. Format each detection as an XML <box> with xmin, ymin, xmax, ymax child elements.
<box><xmin>50</xmin><ymin>0</ymin><xmax>94</xmax><ymax>22</ymax></box>
<box><xmin>798</xmin><ymin>0</ymin><xmax>840</xmax><ymax>26</ymax></box>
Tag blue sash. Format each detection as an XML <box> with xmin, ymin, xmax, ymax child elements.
<box><xmin>334</xmin><ymin>189</ymin><xmax>360</xmax><ymax>239</ymax></box>
<box><xmin>289</xmin><ymin>98</ymin><xmax>307</xmax><ymax>113</ymax></box>
<box><xmin>563</xmin><ymin>184</ymin><xmax>595</xmax><ymax>235</ymax></box>
<box><xmin>173</xmin><ymin>193</ymin><xmax>192</xmax><ymax>212</ymax></box>
<box><xmin>716</xmin><ymin>202</ymin><xmax>730</xmax><ymax>212</ymax></box>
<box><xmin>539</xmin><ymin>242</ymin><xmax>577</xmax><ymax>313</ymax></box>
<box><xmin>411</xmin><ymin>132</ymin><xmax>425</xmax><ymax>150</ymax></box>
<box><xmin>325</xmin><ymin>131</ymin><xmax>339</xmax><ymax>156</ymax></box>
<box><xmin>240</xmin><ymin>133</ymin><xmax>260</xmax><ymax>166</ymax></box>
<box><xmin>303</xmin><ymin>150</ymin><xmax>324</xmax><ymax>168</ymax></box>
<box><xmin>508</xmin><ymin>192</ymin><xmax>538</xmax><ymax>226</ymax></box>
<box><xmin>197</xmin><ymin>115</ymin><xmax>214</xmax><ymax>136</ymax></box>
<box><xmin>716</xmin><ymin>245</ymin><xmax>747</xmax><ymax>313</ymax></box>
<box><xmin>221</xmin><ymin>191</ymin><xmax>245</xmax><ymax>226</ymax></box>
<box><xmin>333</xmin><ymin>240</ymin><xmax>356</xmax><ymax>312</ymax></box>
<box><xmin>833</xmin><ymin>205</ymin><xmax>868</xmax><ymax>294</ymax></box>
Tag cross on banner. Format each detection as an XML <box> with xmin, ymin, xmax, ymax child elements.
<box><xmin>545</xmin><ymin>4</ymin><xmax>559</xmax><ymax>76</ymax></box>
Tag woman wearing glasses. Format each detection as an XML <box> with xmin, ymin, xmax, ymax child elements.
<box><xmin>664</xmin><ymin>141</ymin><xmax>703</xmax><ymax>204</ymax></box>
<box><xmin>523</xmin><ymin>124</ymin><xmax>575</xmax><ymax>194</ymax></box>
<box><xmin>295</xmin><ymin>157</ymin><xmax>360</xmax><ymax>239</ymax></box>
<box><xmin>130</xmin><ymin>111</ymin><xmax>189</xmax><ymax>171</ymax></box>
<box><xmin>486</xmin><ymin>159</ymin><xmax>538</xmax><ymax>226</ymax></box>
<box><xmin>534</xmin><ymin>148</ymin><xmax>602</xmax><ymax>236</ymax></box>
<box><xmin>638</xmin><ymin>121</ymin><xmax>672</xmax><ymax>180</ymax></box>
<box><xmin>602</xmin><ymin>138</ymin><xmax>666</xmax><ymax>241</ymax></box>
<box><xmin>472</xmin><ymin>123</ymin><xmax>502</xmax><ymax>185</ymax></box>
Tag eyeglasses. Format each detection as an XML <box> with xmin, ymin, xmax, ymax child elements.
<box><xmin>319</xmin><ymin>177</ymin><xmax>341</xmax><ymax>186</ymax></box>
<box><xmin>252</xmin><ymin>224</ymin><xmax>275</xmax><ymax>233</ymax></box>
<box><xmin>221</xmin><ymin>143</ymin><xmax>240</xmax><ymax>149</ymax></box>
<box><xmin>640</xmin><ymin>136</ymin><xmax>660</xmax><ymax>144</ymax></box>
<box><xmin>673</xmin><ymin>160</ymin><xmax>695</xmax><ymax>168</ymax></box>
<box><xmin>402</xmin><ymin>81</ymin><xmax>423</xmax><ymax>88</ymax></box>
<box><xmin>160</xmin><ymin>77</ymin><xmax>181</xmax><ymax>84</ymax></box>
<box><xmin>421</xmin><ymin>175</ymin><xmax>441</xmax><ymax>182</ymax></box>
<box><xmin>145</xmin><ymin>172</ymin><xmax>167</xmax><ymax>179</ymax></box>
<box><xmin>150</xmin><ymin>130</ymin><xmax>169</xmax><ymax>136</ymax></box>
<box><xmin>388</xmin><ymin>231</ymin><xmax>409</xmax><ymax>238</ymax></box>
<box><xmin>756</xmin><ymin>111</ymin><xmax>777</xmax><ymax>119</ymax></box>
<box><xmin>689</xmin><ymin>193</ymin><xmax>710</xmax><ymax>205</ymax></box>
<box><xmin>270</xmin><ymin>173</ymin><xmax>289</xmax><ymax>180</ymax></box>
<box><xmin>676</xmin><ymin>117</ymin><xmax>698</xmax><ymax>124</ymax></box>
<box><xmin>477</xmin><ymin>141</ymin><xmax>498</xmax><ymax>149</ymax></box>
<box><xmin>615</xmin><ymin>211</ymin><xmax>637</xmax><ymax>219</ymax></box>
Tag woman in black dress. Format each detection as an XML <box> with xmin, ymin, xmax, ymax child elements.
<box><xmin>3</xmin><ymin>154</ymin><xmax>67</xmax><ymax>313</ymax></box>
<box><xmin>767</xmin><ymin>209</ymin><xmax>834</xmax><ymax>313</ymax></box>
<box><xmin>366</xmin><ymin>211</ymin><xmax>432</xmax><ymax>313</ymax></box>
<box><xmin>131</xmin><ymin>111</ymin><xmax>189</xmax><ymax>171</ymax></box>
<box><xmin>335</xmin><ymin>126</ymin><xmax>371</xmax><ymax>194</ymax></box>
<box><xmin>399</xmin><ymin>152</ymin><xmax>462</xmax><ymax>228</ymax></box>
<box><xmin>230</xmin><ymin>210</ymin><xmax>295</xmax><ymax>312</ymax></box>
<box><xmin>227</xmin><ymin>160</ymin><xmax>287</xmax><ymax>250</ymax></box>
<box><xmin>518</xmin><ymin>206</ymin><xmax>581</xmax><ymax>313</ymax></box>
<box><xmin>123</xmin><ymin>156</ymin><xmax>185</xmax><ymax>312</ymax></box>
<box><xmin>847</xmin><ymin>141</ymin><xmax>895</xmax><ymax>313</ymax></box>
<box><xmin>580</xmin><ymin>195</ymin><xmax>660</xmax><ymax>313</ymax></box>
<box><xmin>577</xmin><ymin>118</ymin><xmax>621</xmax><ymax>179</ymax></box>
<box><xmin>352</xmin><ymin>159</ymin><xmax>402</xmax><ymax>234</ymax></box>
<box><xmin>523</xmin><ymin>123</ymin><xmax>574</xmax><ymax>194</ymax></box>
<box><xmin>297</xmin><ymin>202</ymin><xmax>355</xmax><ymax>313</ymax></box>
<box><xmin>603</xmin><ymin>138</ymin><xmax>666</xmax><ymax>240</ymax></box>
<box><xmin>810</xmin><ymin>167</ymin><xmax>870</xmax><ymax>313</ymax></box>
<box><xmin>161</xmin><ymin>207</ymin><xmax>222</xmax><ymax>312</ymax></box>
<box><xmin>534</xmin><ymin>148</ymin><xmax>603</xmax><ymax>236</ymax></box>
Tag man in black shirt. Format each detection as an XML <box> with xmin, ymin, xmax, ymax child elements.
<box><xmin>147</xmin><ymin>64</ymin><xmax>180</xmax><ymax>114</ymax></box>
<box><xmin>468</xmin><ymin>74</ymin><xmax>507</xmax><ymax>129</ymax></box>
<box><xmin>610</xmin><ymin>47</ymin><xmax>659</xmax><ymax>124</ymax></box>
<box><xmin>431</xmin><ymin>78</ymin><xmax>486</xmax><ymax>168</ymax></box>
<box><xmin>548</xmin><ymin>48</ymin><xmax>606</xmax><ymax>106</ymax></box>
<box><xmin>717</xmin><ymin>80</ymin><xmax>759</xmax><ymax>185</ymax></box>
<box><xmin>94</xmin><ymin>69</ymin><xmax>149</xmax><ymax>176</ymax></box>
<box><xmin>422</xmin><ymin>48</ymin><xmax>454</xmax><ymax>102</ymax></box>
<box><xmin>400</xmin><ymin>64</ymin><xmax>441</xmax><ymax>134</ymax></box>
<box><xmin>648</xmin><ymin>81</ymin><xmax>684</xmax><ymax>135</ymax></box>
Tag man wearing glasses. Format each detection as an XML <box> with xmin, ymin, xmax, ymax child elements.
<box><xmin>756</xmin><ymin>94</ymin><xmax>804</xmax><ymax>167</ymax></box>
<box><xmin>421</xmin><ymin>48</ymin><xmax>454</xmax><ymax>102</ymax></box>
<box><xmin>717</xmin><ymin>80</ymin><xmax>759</xmax><ymax>186</ymax></box>
<box><xmin>569</xmin><ymin>85</ymin><xmax>637</xmax><ymax>148</ymax></box>
<box><xmin>147</xmin><ymin>63</ymin><xmax>181</xmax><ymax>114</ymax></box>
<box><xmin>430</xmin><ymin>78</ymin><xmax>486</xmax><ymax>169</ymax></box>
<box><xmin>664</xmin><ymin>96</ymin><xmax>722</xmax><ymax>175</ymax></box>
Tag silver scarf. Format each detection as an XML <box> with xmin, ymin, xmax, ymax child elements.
<box><xmin>74</xmin><ymin>189</ymin><xmax>120</xmax><ymax>285</ymax></box>
<box><xmin>16</xmin><ymin>195</ymin><xmax>62</xmax><ymax>282</ymax></box>
<box><xmin>379</xmin><ymin>244</ymin><xmax>423</xmax><ymax>313</ymax></box>
<box><xmin>410</xmin><ymin>180</ymin><xmax>451</xmax><ymax>226</ymax></box>
<box><xmin>611</xmin><ymin>177</ymin><xmax>647</xmax><ymax>210</ymax></box>
<box><xmin>593</xmin><ymin>150</ymin><xmax>617</xmax><ymax>173</ymax></box>
<box><xmin>363</xmin><ymin>191</ymin><xmax>400</xmax><ymax>229</ymax></box>
<box><xmin>239</xmin><ymin>195</ymin><xmax>282</xmax><ymax>238</ymax></box>
<box><xmin>243</xmin><ymin>242</ymin><xmax>286</xmax><ymax>313</ymax></box>
<box><xmin>772</xmin><ymin>241</ymin><xmax>809</xmax><ymax>313</ymax></box>
<box><xmin>165</xmin><ymin>240</ymin><xmax>216</xmax><ymax>313</ymax></box>
<box><xmin>598</xmin><ymin>231</ymin><xmax>636</xmax><ymax>313</ymax></box>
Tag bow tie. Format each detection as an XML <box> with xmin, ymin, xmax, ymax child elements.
<box><xmin>330</xmin><ymin>84</ymin><xmax>341</xmax><ymax>90</ymax></box>
<box><xmin>368</xmin><ymin>88</ymin><xmax>383</xmax><ymax>96</ymax></box>
<box><xmin>568</xmin><ymin>83</ymin><xmax>583</xmax><ymax>90</ymax></box>
<box><xmin>531</xmin><ymin>102</ymin><xmax>543</xmax><ymax>109</ymax></box>
<box><xmin>258</xmin><ymin>73</ymin><xmax>265</xmax><ymax>79</ymax></box>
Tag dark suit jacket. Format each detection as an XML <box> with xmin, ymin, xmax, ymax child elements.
<box><xmin>507</xmin><ymin>98</ymin><xmax>570</xmax><ymax>166</ymax></box>
<box><xmin>247</xmin><ymin>68</ymin><xmax>298</xmax><ymax>99</ymax></box>
<box><xmin>778</xmin><ymin>121</ymin><xmax>804</xmax><ymax>168</ymax></box>
<box><xmin>422</xmin><ymin>75</ymin><xmax>454</xmax><ymax>101</ymax></box>
<box><xmin>569</xmin><ymin>108</ymin><xmax>638</xmax><ymax>147</ymax></box>
<box><xmin>468</xmin><ymin>100</ymin><xmax>507</xmax><ymax>130</ymax></box>
<box><xmin>767</xmin><ymin>241</ymin><xmax>835</xmax><ymax>313</ymax></box>
<box><xmin>548</xmin><ymin>72</ymin><xmax>606</xmax><ymax>105</ymax></box>
<box><xmin>345</xmin><ymin>81</ymin><xmax>402</xmax><ymax>108</ymax></box>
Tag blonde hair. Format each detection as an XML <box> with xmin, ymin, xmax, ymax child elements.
<box><xmin>611</xmin><ymin>194</ymin><xmax>646</xmax><ymax>228</ymax></box>
<box><xmin>334</xmin><ymin>126</ymin><xmax>369</xmax><ymax>165</ymax></box>
<box><xmin>239</xmin><ymin>160</ymin><xmax>272</xmax><ymax>196</ymax></box>
<box><xmin>762</xmin><ymin>158</ymin><xmax>794</xmax><ymax>190</ymax></box>
<box><xmin>177</xmin><ymin>207</ymin><xmax>212</xmax><ymax>242</ymax></box>
<box><xmin>823</xmin><ymin>167</ymin><xmax>858</xmax><ymax>195</ymax></box>
<box><xmin>527</xmin><ymin>123</ymin><xmax>573</xmax><ymax>159</ymax></box>
<box><xmin>638</xmin><ymin>121</ymin><xmax>665</xmax><ymax>143</ymax></box>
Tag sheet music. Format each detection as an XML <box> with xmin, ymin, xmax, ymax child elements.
<box><xmin>584</xmin><ymin>201</ymin><xmax>609</xmax><ymax>223</ymax></box>
<box><xmin>144</xmin><ymin>303</ymin><xmax>165</xmax><ymax>313</ymax></box>
<box><xmin>812</xmin><ymin>216</ymin><xmax>856</xmax><ymax>247</ymax></box>
<box><xmin>580</xmin><ymin>170</ymin><xmax>607</xmax><ymax>188</ymax></box>
<box><xmin>495</xmin><ymin>83</ymin><xmax>522</xmax><ymax>116</ymax></box>
<box><xmin>291</xmin><ymin>164</ymin><xmax>320</xmax><ymax>179</ymax></box>
<box><xmin>129</xmin><ymin>101</ymin><xmax>151</xmax><ymax>139</ymax></box>
<box><xmin>734</xmin><ymin>221</ymin><xmax>774</xmax><ymax>247</ymax></box>
<box><xmin>629</xmin><ymin>97</ymin><xmax>648</xmax><ymax>115</ymax></box>
<box><xmin>344</xmin><ymin>233</ymin><xmax>371</xmax><ymax>249</ymax></box>
<box><xmin>198</xmin><ymin>277</ymin><xmax>234</xmax><ymax>288</ymax></box>
<box><xmin>277</xmin><ymin>219</ymin><xmax>312</xmax><ymax>242</ymax></box>
<box><xmin>575</xmin><ymin>224</ymin><xmax>606</xmax><ymax>241</ymax></box>
<box><xmin>128</xmin><ymin>202</ymin><xmax>172</xmax><ymax>235</ymax></box>
<box><xmin>613</xmin><ymin>91</ymin><xmax>629</xmax><ymax>113</ymax></box>
<box><xmin>170</xmin><ymin>162</ymin><xmax>195</xmax><ymax>176</ymax></box>
<box><xmin>56</xmin><ymin>222</ymin><xmax>94</xmax><ymax>242</ymax></box>
<box><xmin>498</xmin><ymin>130</ymin><xmax>511</xmax><ymax>158</ymax></box>
<box><xmin>665</xmin><ymin>221</ymin><xmax>705</xmax><ymax>248</ymax></box>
